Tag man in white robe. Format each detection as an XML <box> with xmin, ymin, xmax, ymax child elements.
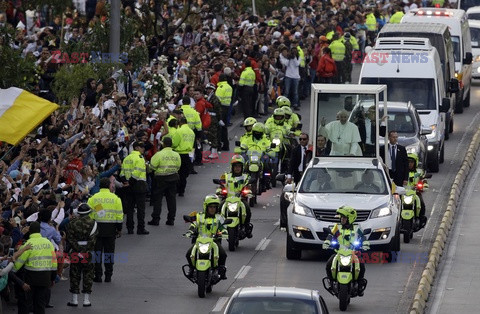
<box><xmin>318</xmin><ymin>110</ymin><xmax>363</xmax><ymax>156</ymax></box>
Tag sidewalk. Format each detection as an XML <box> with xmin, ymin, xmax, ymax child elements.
<box><xmin>427</xmin><ymin>155</ymin><xmax>480</xmax><ymax>313</ymax></box>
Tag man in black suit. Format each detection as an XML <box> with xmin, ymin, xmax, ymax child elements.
<box><xmin>316</xmin><ymin>135</ymin><xmax>331</xmax><ymax>157</ymax></box>
<box><xmin>286</xmin><ymin>133</ymin><xmax>312</xmax><ymax>184</ymax></box>
<box><xmin>380</xmin><ymin>131</ymin><xmax>409</xmax><ymax>187</ymax></box>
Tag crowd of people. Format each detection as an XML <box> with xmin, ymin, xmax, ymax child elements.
<box><xmin>0</xmin><ymin>0</ymin><xmax>453</xmax><ymax>312</ymax></box>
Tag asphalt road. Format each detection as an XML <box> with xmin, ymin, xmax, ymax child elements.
<box><xmin>6</xmin><ymin>67</ymin><xmax>480</xmax><ymax>314</ymax></box>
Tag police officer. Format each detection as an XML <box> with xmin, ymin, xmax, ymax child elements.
<box><xmin>175</xmin><ymin>117</ymin><xmax>195</xmax><ymax>197</ymax></box>
<box><xmin>215</xmin><ymin>74</ymin><xmax>233</xmax><ymax>152</ymax></box>
<box><xmin>148</xmin><ymin>137</ymin><xmax>181</xmax><ymax>226</ymax></box>
<box><xmin>238</xmin><ymin>59</ymin><xmax>256</xmax><ymax>119</ymax></box>
<box><xmin>88</xmin><ymin>178</ymin><xmax>124</xmax><ymax>282</ymax></box>
<box><xmin>14</xmin><ymin>221</ymin><xmax>57</xmax><ymax>314</ymax></box>
<box><xmin>205</xmin><ymin>83</ymin><xmax>222</xmax><ymax>158</ymax></box>
<box><xmin>329</xmin><ymin>33</ymin><xmax>346</xmax><ymax>83</ymax></box>
<box><xmin>180</xmin><ymin>96</ymin><xmax>202</xmax><ymax>169</ymax></box>
<box><xmin>120</xmin><ymin>141</ymin><xmax>149</xmax><ymax>235</ymax></box>
<box><xmin>66</xmin><ymin>204</ymin><xmax>97</xmax><ymax>307</ymax></box>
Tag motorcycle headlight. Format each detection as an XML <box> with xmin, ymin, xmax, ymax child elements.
<box><xmin>228</xmin><ymin>203</ymin><xmax>238</xmax><ymax>212</ymax></box>
<box><xmin>272</xmin><ymin>138</ymin><xmax>281</xmax><ymax>145</ymax></box>
<box><xmin>404</xmin><ymin>195</ymin><xmax>414</xmax><ymax>205</ymax></box>
<box><xmin>371</xmin><ymin>206</ymin><xmax>391</xmax><ymax>218</ymax></box>
<box><xmin>198</xmin><ymin>243</ymin><xmax>210</xmax><ymax>254</ymax></box>
<box><xmin>353</xmin><ymin>240</ymin><xmax>361</xmax><ymax>249</ymax></box>
<box><xmin>251</xmin><ymin>155</ymin><xmax>259</xmax><ymax>162</ymax></box>
<box><xmin>406</xmin><ymin>145</ymin><xmax>419</xmax><ymax>155</ymax></box>
<box><xmin>293</xmin><ymin>203</ymin><xmax>314</xmax><ymax>217</ymax></box>
<box><xmin>340</xmin><ymin>255</ymin><xmax>352</xmax><ymax>266</ymax></box>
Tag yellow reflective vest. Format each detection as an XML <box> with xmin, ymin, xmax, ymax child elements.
<box><xmin>14</xmin><ymin>233</ymin><xmax>57</xmax><ymax>272</ymax></box>
<box><xmin>216</xmin><ymin>81</ymin><xmax>233</xmax><ymax>107</ymax></box>
<box><xmin>88</xmin><ymin>188</ymin><xmax>124</xmax><ymax>224</ymax></box>
<box><xmin>297</xmin><ymin>46</ymin><xmax>305</xmax><ymax>67</ymax></box>
<box><xmin>239</xmin><ymin>67</ymin><xmax>255</xmax><ymax>87</ymax></box>
<box><xmin>366</xmin><ymin>13</ymin><xmax>377</xmax><ymax>31</ymax></box>
<box><xmin>120</xmin><ymin>150</ymin><xmax>146</xmax><ymax>181</ymax></box>
<box><xmin>150</xmin><ymin>147</ymin><xmax>181</xmax><ymax>176</ymax></box>
<box><xmin>180</xmin><ymin>104</ymin><xmax>202</xmax><ymax>131</ymax></box>
<box><xmin>175</xmin><ymin>124</ymin><xmax>195</xmax><ymax>154</ymax></box>
<box><xmin>329</xmin><ymin>40</ymin><xmax>346</xmax><ymax>61</ymax></box>
<box><xmin>389</xmin><ymin>11</ymin><xmax>405</xmax><ymax>24</ymax></box>
<box><xmin>326</xmin><ymin>31</ymin><xmax>334</xmax><ymax>41</ymax></box>
<box><xmin>342</xmin><ymin>36</ymin><xmax>359</xmax><ymax>50</ymax></box>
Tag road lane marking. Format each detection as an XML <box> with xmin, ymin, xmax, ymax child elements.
<box><xmin>255</xmin><ymin>238</ymin><xmax>271</xmax><ymax>251</ymax></box>
<box><xmin>212</xmin><ymin>297</ymin><xmax>229</xmax><ymax>312</ymax></box>
<box><xmin>234</xmin><ymin>265</ymin><xmax>251</xmax><ymax>279</ymax></box>
<box><xmin>274</xmin><ymin>220</ymin><xmax>280</xmax><ymax>226</ymax></box>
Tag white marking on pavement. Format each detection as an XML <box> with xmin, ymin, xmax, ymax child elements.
<box><xmin>274</xmin><ymin>220</ymin><xmax>280</xmax><ymax>226</ymax></box>
<box><xmin>255</xmin><ymin>238</ymin><xmax>267</xmax><ymax>250</ymax></box>
<box><xmin>212</xmin><ymin>297</ymin><xmax>229</xmax><ymax>312</ymax></box>
<box><xmin>257</xmin><ymin>239</ymin><xmax>271</xmax><ymax>251</ymax></box>
<box><xmin>234</xmin><ymin>265</ymin><xmax>251</xmax><ymax>279</ymax></box>
<box><xmin>428</xmin><ymin>157</ymin><xmax>480</xmax><ymax>314</ymax></box>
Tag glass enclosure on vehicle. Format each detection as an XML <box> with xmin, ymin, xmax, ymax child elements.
<box><xmin>226</xmin><ymin>297</ymin><xmax>319</xmax><ymax>314</ymax></box>
<box><xmin>299</xmin><ymin>167</ymin><xmax>388</xmax><ymax>195</ymax></box>
<box><xmin>310</xmin><ymin>84</ymin><xmax>387</xmax><ymax>159</ymax></box>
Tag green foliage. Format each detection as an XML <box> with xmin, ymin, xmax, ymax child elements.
<box><xmin>0</xmin><ymin>27</ymin><xmax>40</xmax><ymax>91</ymax></box>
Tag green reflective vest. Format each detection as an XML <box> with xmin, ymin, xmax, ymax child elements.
<box><xmin>150</xmin><ymin>147</ymin><xmax>181</xmax><ymax>176</ymax></box>
<box><xmin>432</xmin><ymin>0</ymin><xmax>445</xmax><ymax>7</ymax></box>
<box><xmin>329</xmin><ymin>40</ymin><xmax>346</xmax><ymax>61</ymax></box>
<box><xmin>366</xmin><ymin>13</ymin><xmax>377</xmax><ymax>31</ymax></box>
<box><xmin>297</xmin><ymin>46</ymin><xmax>306</xmax><ymax>67</ymax></box>
<box><xmin>342</xmin><ymin>36</ymin><xmax>359</xmax><ymax>50</ymax></box>
<box><xmin>225</xmin><ymin>172</ymin><xmax>250</xmax><ymax>195</ymax></box>
<box><xmin>14</xmin><ymin>233</ymin><xmax>57</xmax><ymax>272</ymax></box>
<box><xmin>389</xmin><ymin>11</ymin><xmax>405</xmax><ymax>24</ymax></box>
<box><xmin>88</xmin><ymin>188</ymin><xmax>124</xmax><ymax>223</ymax></box>
<box><xmin>326</xmin><ymin>31</ymin><xmax>334</xmax><ymax>41</ymax></box>
<box><xmin>239</xmin><ymin>67</ymin><xmax>255</xmax><ymax>87</ymax></box>
<box><xmin>215</xmin><ymin>81</ymin><xmax>233</xmax><ymax>107</ymax></box>
<box><xmin>180</xmin><ymin>105</ymin><xmax>202</xmax><ymax>131</ymax></box>
<box><xmin>121</xmin><ymin>150</ymin><xmax>146</xmax><ymax>181</ymax></box>
<box><xmin>175</xmin><ymin>124</ymin><xmax>195</xmax><ymax>154</ymax></box>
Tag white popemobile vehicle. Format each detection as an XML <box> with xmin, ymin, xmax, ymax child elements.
<box><xmin>281</xmin><ymin>84</ymin><xmax>405</xmax><ymax>263</ymax></box>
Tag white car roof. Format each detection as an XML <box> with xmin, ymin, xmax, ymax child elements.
<box><xmin>307</xmin><ymin>157</ymin><xmax>382</xmax><ymax>170</ymax></box>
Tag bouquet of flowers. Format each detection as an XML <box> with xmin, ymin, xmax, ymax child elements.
<box><xmin>144</xmin><ymin>73</ymin><xmax>173</xmax><ymax>106</ymax></box>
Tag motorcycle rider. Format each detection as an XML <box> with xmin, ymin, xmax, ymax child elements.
<box><xmin>185</xmin><ymin>195</ymin><xmax>228</xmax><ymax>280</ymax></box>
<box><xmin>276</xmin><ymin>95</ymin><xmax>300</xmax><ymax>128</ymax></box>
<box><xmin>407</xmin><ymin>153</ymin><xmax>428</xmax><ymax>227</ymax></box>
<box><xmin>220</xmin><ymin>155</ymin><xmax>253</xmax><ymax>238</ymax></box>
<box><xmin>239</xmin><ymin>117</ymin><xmax>257</xmax><ymax>147</ymax></box>
<box><xmin>283</xmin><ymin>106</ymin><xmax>302</xmax><ymax>137</ymax></box>
<box><xmin>323</xmin><ymin>206</ymin><xmax>370</xmax><ymax>296</ymax></box>
<box><xmin>265</xmin><ymin>108</ymin><xmax>292</xmax><ymax>140</ymax></box>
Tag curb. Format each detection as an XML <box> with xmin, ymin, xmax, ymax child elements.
<box><xmin>409</xmin><ymin>127</ymin><xmax>480</xmax><ymax>314</ymax></box>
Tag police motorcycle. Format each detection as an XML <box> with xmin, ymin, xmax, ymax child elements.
<box><xmin>322</xmin><ymin>225</ymin><xmax>371</xmax><ymax>311</ymax></box>
<box><xmin>182</xmin><ymin>212</ymin><xmax>232</xmax><ymax>298</ymax></box>
<box><xmin>213</xmin><ymin>178</ymin><xmax>254</xmax><ymax>251</ymax></box>
<box><xmin>400</xmin><ymin>177</ymin><xmax>429</xmax><ymax>243</ymax></box>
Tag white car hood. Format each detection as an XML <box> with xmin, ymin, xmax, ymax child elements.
<box><xmin>296</xmin><ymin>193</ymin><xmax>390</xmax><ymax>210</ymax></box>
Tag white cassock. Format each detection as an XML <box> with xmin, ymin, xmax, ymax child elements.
<box><xmin>319</xmin><ymin>121</ymin><xmax>363</xmax><ymax>156</ymax></box>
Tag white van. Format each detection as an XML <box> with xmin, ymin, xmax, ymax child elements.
<box><xmin>469</xmin><ymin>19</ymin><xmax>480</xmax><ymax>78</ymax></box>
<box><xmin>402</xmin><ymin>8</ymin><xmax>473</xmax><ymax>110</ymax></box>
<box><xmin>466</xmin><ymin>6</ymin><xmax>480</xmax><ymax>20</ymax></box>
<box><xmin>459</xmin><ymin>0</ymin><xmax>480</xmax><ymax>11</ymax></box>
<box><xmin>359</xmin><ymin>37</ymin><xmax>452</xmax><ymax>172</ymax></box>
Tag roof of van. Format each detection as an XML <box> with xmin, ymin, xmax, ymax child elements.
<box><xmin>467</xmin><ymin>6</ymin><xmax>480</xmax><ymax>14</ymax></box>
<box><xmin>405</xmin><ymin>8</ymin><xmax>467</xmax><ymax>20</ymax></box>
<box><xmin>380</xmin><ymin>22</ymin><xmax>449</xmax><ymax>35</ymax></box>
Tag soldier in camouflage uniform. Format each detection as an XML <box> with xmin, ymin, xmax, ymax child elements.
<box><xmin>66</xmin><ymin>204</ymin><xmax>98</xmax><ymax>307</ymax></box>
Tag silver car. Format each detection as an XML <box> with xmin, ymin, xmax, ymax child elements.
<box><xmin>223</xmin><ymin>286</ymin><xmax>329</xmax><ymax>314</ymax></box>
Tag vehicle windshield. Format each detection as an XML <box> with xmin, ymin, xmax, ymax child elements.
<box><xmin>226</xmin><ymin>297</ymin><xmax>319</xmax><ymax>314</ymax></box>
<box><xmin>452</xmin><ymin>36</ymin><xmax>461</xmax><ymax>62</ymax></box>
<box><xmin>361</xmin><ymin>77</ymin><xmax>436</xmax><ymax>111</ymax></box>
<box><xmin>461</xmin><ymin>0</ymin><xmax>480</xmax><ymax>11</ymax></box>
<box><xmin>468</xmin><ymin>13</ymin><xmax>480</xmax><ymax>21</ymax></box>
<box><xmin>470</xmin><ymin>27</ymin><xmax>480</xmax><ymax>48</ymax></box>
<box><xmin>380</xmin><ymin>110</ymin><xmax>416</xmax><ymax>135</ymax></box>
<box><xmin>299</xmin><ymin>168</ymin><xmax>388</xmax><ymax>195</ymax></box>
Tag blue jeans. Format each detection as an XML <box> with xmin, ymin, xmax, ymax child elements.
<box><xmin>284</xmin><ymin>77</ymin><xmax>300</xmax><ymax>108</ymax></box>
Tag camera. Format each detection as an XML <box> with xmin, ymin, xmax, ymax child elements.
<box><xmin>8</xmin><ymin>248</ymin><xmax>14</xmax><ymax>257</ymax></box>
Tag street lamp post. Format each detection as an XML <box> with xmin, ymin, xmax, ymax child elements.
<box><xmin>110</xmin><ymin>0</ymin><xmax>120</xmax><ymax>56</ymax></box>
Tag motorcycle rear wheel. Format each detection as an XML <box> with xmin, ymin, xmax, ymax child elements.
<box><xmin>197</xmin><ymin>271</ymin><xmax>207</xmax><ymax>298</ymax></box>
<box><xmin>228</xmin><ymin>227</ymin><xmax>238</xmax><ymax>251</ymax></box>
<box><xmin>339</xmin><ymin>283</ymin><xmax>349</xmax><ymax>311</ymax></box>
<box><xmin>403</xmin><ymin>219</ymin><xmax>412</xmax><ymax>243</ymax></box>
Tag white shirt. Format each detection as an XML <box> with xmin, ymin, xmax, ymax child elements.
<box><xmin>279</xmin><ymin>54</ymin><xmax>301</xmax><ymax>79</ymax></box>
<box><xmin>319</xmin><ymin>121</ymin><xmax>362</xmax><ymax>156</ymax></box>
<box><xmin>298</xmin><ymin>145</ymin><xmax>307</xmax><ymax>172</ymax></box>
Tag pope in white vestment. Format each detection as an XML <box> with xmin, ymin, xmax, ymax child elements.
<box><xmin>318</xmin><ymin>110</ymin><xmax>363</xmax><ymax>156</ymax></box>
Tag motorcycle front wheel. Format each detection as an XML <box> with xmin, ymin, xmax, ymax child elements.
<box><xmin>403</xmin><ymin>219</ymin><xmax>412</xmax><ymax>243</ymax></box>
<box><xmin>339</xmin><ymin>283</ymin><xmax>350</xmax><ymax>311</ymax></box>
<box><xmin>228</xmin><ymin>227</ymin><xmax>238</xmax><ymax>251</ymax></box>
<box><xmin>197</xmin><ymin>271</ymin><xmax>207</xmax><ymax>298</ymax></box>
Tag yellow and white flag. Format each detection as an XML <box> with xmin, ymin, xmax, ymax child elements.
<box><xmin>0</xmin><ymin>87</ymin><xmax>59</xmax><ymax>145</ymax></box>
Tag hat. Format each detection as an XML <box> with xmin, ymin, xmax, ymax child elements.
<box><xmin>223</xmin><ymin>67</ymin><xmax>232</xmax><ymax>75</ymax></box>
<box><xmin>205</xmin><ymin>83</ymin><xmax>216</xmax><ymax>90</ymax></box>
<box><xmin>77</xmin><ymin>203</ymin><xmax>92</xmax><ymax>215</ymax></box>
<box><xmin>319</xmin><ymin>35</ymin><xmax>328</xmax><ymax>42</ymax></box>
<box><xmin>260</xmin><ymin>46</ymin><xmax>268</xmax><ymax>53</ymax></box>
<box><xmin>294</xmin><ymin>32</ymin><xmax>302</xmax><ymax>39</ymax></box>
<box><xmin>344</xmin><ymin>32</ymin><xmax>351</xmax><ymax>39</ymax></box>
<box><xmin>273</xmin><ymin>31</ymin><xmax>281</xmax><ymax>39</ymax></box>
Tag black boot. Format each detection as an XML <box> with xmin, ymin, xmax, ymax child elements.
<box><xmin>245</xmin><ymin>223</ymin><xmax>253</xmax><ymax>239</ymax></box>
<box><xmin>187</xmin><ymin>266</ymin><xmax>194</xmax><ymax>279</ymax></box>
<box><xmin>218</xmin><ymin>266</ymin><xmax>227</xmax><ymax>280</ymax></box>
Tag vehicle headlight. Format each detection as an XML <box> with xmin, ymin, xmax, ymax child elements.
<box><xmin>198</xmin><ymin>243</ymin><xmax>210</xmax><ymax>254</ymax></box>
<box><xmin>371</xmin><ymin>206</ymin><xmax>391</xmax><ymax>218</ymax></box>
<box><xmin>340</xmin><ymin>255</ymin><xmax>352</xmax><ymax>266</ymax></box>
<box><xmin>428</xmin><ymin>124</ymin><xmax>437</xmax><ymax>138</ymax></box>
<box><xmin>272</xmin><ymin>138</ymin><xmax>281</xmax><ymax>145</ymax></box>
<box><xmin>293</xmin><ymin>203</ymin><xmax>314</xmax><ymax>217</ymax></box>
<box><xmin>406</xmin><ymin>145</ymin><xmax>419</xmax><ymax>155</ymax></box>
<box><xmin>403</xmin><ymin>195</ymin><xmax>414</xmax><ymax>205</ymax></box>
<box><xmin>228</xmin><ymin>203</ymin><xmax>238</xmax><ymax>212</ymax></box>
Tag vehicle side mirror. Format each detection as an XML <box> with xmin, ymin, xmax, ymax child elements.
<box><xmin>270</xmin><ymin>143</ymin><xmax>276</xmax><ymax>149</ymax></box>
<box><xmin>276</xmin><ymin>173</ymin><xmax>286</xmax><ymax>182</ymax></box>
<box><xmin>223</xmin><ymin>218</ymin><xmax>233</xmax><ymax>225</ymax></box>
<box><xmin>440</xmin><ymin>98</ymin><xmax>450</xmax><ymax>113</ymax></box>
<box><xmin>448</xmin><ymin>78</ymin><xmax>459</xmax><ymax>93</ymax></box>
<box><xmin>394</xmin><ymin>186</ymin><xmax>406</xmax><ymax>195</ymax></box>
<box><xmin>235</xmin><ymin>140</ymin><xmax>241</xmax><ymax>147</ymax></box>
<box><xmin>212</xmin><ymin>179</ymin><xmax>221</xmax><ymax>185</ymax></box>
<box><xmin>464</xmin><ymin>52</ymin><xmax>473</xmax><ymax>65</ymax></box>
<box><xmin>424</xmin><ymin>173</ymin><xmax>432</xmax><ymax>179</ymax></box>
<box><xmin>363</xmin><ymin>228</ymin><xmax>371</xmax><ymax>235</ymax></box>
<box><xmin>420</xmin><ymin>127</ymin><xmax>432</xmax><ymax>135</ymax></box>
<box><xmin>183</xmin><ymin>215</ymin><xmax>195</xmax><ymax>223</ymax></box>
<box><xmin>283</xmin><ymin>184</ymin><xmax>293</xmax><ymax>193</ymax></box>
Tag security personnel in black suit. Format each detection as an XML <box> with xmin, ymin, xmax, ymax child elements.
<box><xmin>286</xmin><ymin>133</ymin><xmax>312</xmax><ymax>184</ymax></box>
<box><xmin>380</xmin><ymin>131</ymin><xmax>409</xmax><ymax>187</ymax></box>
